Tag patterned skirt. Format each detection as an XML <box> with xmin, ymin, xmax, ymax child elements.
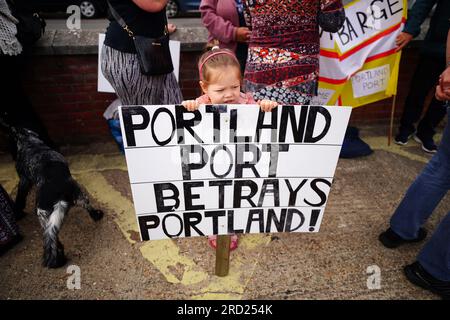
<box><xmin>242</xmin><ymin>0</ymin><xmax>345</xmax><ymax>105</ymax></box>
<box><xmin>101</xmin><ymin>45</ymin><xmax>183</xmax><ymax>105</ymax></box>
<box><xmin>243</xmin><ymin>33</ymin><xmax>319</xmax><ymax>105</ymax></box>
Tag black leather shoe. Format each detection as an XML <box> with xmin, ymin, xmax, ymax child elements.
<box><xmin>378</xmin><ymin>227</ymin><xmax>427</xmax><ymax>248</ymax></box>
<box><xmin>404</xmin><ymin>261</ymin><xmax>450</xmax><ymax>300</ymax></box>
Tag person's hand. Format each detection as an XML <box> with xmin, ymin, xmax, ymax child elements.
<box><xmin>439</xmin><ymin>67</ymin><xmax>450</xmax><ymax>93</ymax></box>
<box><xmin>167</xmin><ymin>23</ymin><xmax>176</xmax><ymax>34</ymax></box>
<box><xmin>182</xmin><ymin>100</ymin><xmax>200</xmax><ymax>111</ymax></box>
<box><xmin>258</xmin><ymin>99</ymin><xmax>278</xmax><ymax>112</ymax></box>
<box><xmin>395</xmin><ymin>32</ymin><xmax>413</xmax><ymax>51</ymax></box>
<box><xmin>236</xmin><ymin>27</ymin><xmax>251</xmax><ymax>43</ymax></box>
<box><xmin>435</xmin><ymin>85</ymin><xmax>450</xmax><ymax>101</ymax></box>
<box><xmin>436</xmin><ymin>67</ymin><xmax>450</xmax><ymax>101</ymax></box>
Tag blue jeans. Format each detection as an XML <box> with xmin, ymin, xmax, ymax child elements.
<box><xmin>390</xmin><ymin>106</ymin><xmax>450</xmax><ymax>281</ymax></box>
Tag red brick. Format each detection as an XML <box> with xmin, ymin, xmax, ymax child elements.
<box><xmin>64</xmin><ymin>92</ymin><xmax>96</xmax><ymax>101</ymax></box>
<box><xmin>71</xmin><ymin>84</ymin><xmax>97</xmax><ymax>92</ymax></box>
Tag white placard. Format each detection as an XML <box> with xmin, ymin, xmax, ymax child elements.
<box><xmin>97</xmin><ymin>33</ymin><xmax>181</xmax><ymax>93</ymax></box>
<box><xmin>331</xmin><ymin>0</ymin><xmax>403</xmax><ymax>53</ymax></box>
<box><xmin>119</xmin><ymin>104</ymin><xmax>351</xmax><ymax>241</ymax></box>
<box><xmin>310</xmin><ymin>88</ymin><xmax>336</xmax><ymax>105</ymax></box>
<box><xmin>351</xmin><ymin>64</ymin><xmax>390</xmax><ymax>98</ymax></box>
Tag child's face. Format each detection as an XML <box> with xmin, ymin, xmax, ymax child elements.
<box><xmin>200</xmin><ymin>67</ymin><xmax>241</xmax><ymax>104</ymax></box>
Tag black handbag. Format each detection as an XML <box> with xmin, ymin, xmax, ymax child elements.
<box><xmin>0</xmin><ymin>184</ymin><xmax>21</xmax><ymax>254</ymax></box>
<box><xmin>107</xmin><ymin>1</ymin><xmax>174</xmax><ymax>76</ymax></box>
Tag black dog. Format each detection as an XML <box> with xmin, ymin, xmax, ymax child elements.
<box><xmin>3</xmin><ymin>124</ymin><xmax>103</xmax><ymax>268</ymax></box>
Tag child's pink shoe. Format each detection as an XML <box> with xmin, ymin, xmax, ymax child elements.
<box><xmin>208</xmin><ymin>234</ymin><xmax>238</xmax><ymax>251</ymax></box>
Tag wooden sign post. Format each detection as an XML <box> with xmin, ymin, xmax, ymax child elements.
<box><xmin>215</xmin><ymin>235</ymin><xmax>231</xmax><ymax>277</ymax></box>
<box><xmin>388</xmin><ymin>95</ymin><xmax>397</xmax><ymax>146</ymax></box>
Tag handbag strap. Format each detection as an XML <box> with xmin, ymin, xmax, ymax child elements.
<box><xmin>107</xmin><ymin>1</ymin><xmax>168</xmax><ymax>38</ymax></box>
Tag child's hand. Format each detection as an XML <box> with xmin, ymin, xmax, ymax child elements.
<box><xmin>182</xmin><ymin>100</ymin><xmax>200</xmax><ymax>112</ymax></box>
<box><xmin>258</xmin><ymin>99</ymin><xmax>278</xmax><ymax>112</ymax></box>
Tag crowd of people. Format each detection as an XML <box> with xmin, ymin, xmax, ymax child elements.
<box><xmin>1</xmin><ymin>0</ymin><xmax>450</xmax><ymax>299</ymax></box>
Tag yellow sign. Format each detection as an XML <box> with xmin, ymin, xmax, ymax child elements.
<box><xmin>316</xmin><ymin>0</ymin><xmax>407</xmax><ymax>107</ymax></box>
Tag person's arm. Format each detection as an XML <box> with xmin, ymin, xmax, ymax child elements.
<box><xmin>318</xmin><ymin>0</ymin><xmax>345</xmax><ymax>33</ymax></box>
<box><xmin>403</xmin><ymin>0</ymin><xmax>437</xmax><ymax>38</ymax></box>
<box><xmin>200</xmin><ymin>0</ymin><xmax>240</xmax><ymax>44</ymax></box>
<box><xmin>447</xmin><ymin>28</ymin><xmax>450</xmax><ymax>66</ymax></box>
<box><xmin>397</xmin><ymin>0</ymin><xmax>437</xmax><ymax>50</ymax></box>
<box><xmin>131</xmin><ymin>0</ymin><xmax>168</xmax><ymax>13</ymax></box>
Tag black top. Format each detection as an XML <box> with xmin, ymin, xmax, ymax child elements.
<box><xmin>403</xmin><ymin>0</ymin><xmax>450</xmax><ymax>59</ymax></box>
<box><xmin>104</xmin><ymin>0</ymin><xmax>166</xmax><ymax>53</ymax></box>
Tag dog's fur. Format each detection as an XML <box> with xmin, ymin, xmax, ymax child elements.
<box><xmin>3</xmin><ymin>124</ymin><xmax>103</xmax><ymax>268</ymax></box>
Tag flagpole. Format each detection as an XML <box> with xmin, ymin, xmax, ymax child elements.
<box><xmin>388</xmin><ymin>94</ymin><xmax>397</xmax><ymax>146</ymax></box>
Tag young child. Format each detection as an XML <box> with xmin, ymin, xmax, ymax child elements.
<box><xmin>182</xmin><ymin>47</ymin><xmax>278</xmax><ymax>112</ymax></box>
<box><xmin>182</xmin><ymin>47</ymin><xmax>278</xmax><ymax>250</ymax></box>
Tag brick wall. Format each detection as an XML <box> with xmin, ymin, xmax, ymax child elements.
<box><xmin>22</xmin><ymin>48</ymin><xmax>423</xmax><ymax>144</ymax></box>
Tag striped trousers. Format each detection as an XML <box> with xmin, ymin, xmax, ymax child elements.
<box><xmin>101</xmin><ymin>44</ymin><xmax>183</xmax><ymax>105</ymax></box>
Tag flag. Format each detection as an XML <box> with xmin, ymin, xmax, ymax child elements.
<box><xmin>314</xmin><ymin>0</ymin><xmax>407</xmax><ymax>107</ymax></box>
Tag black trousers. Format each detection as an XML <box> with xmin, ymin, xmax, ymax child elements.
<box><xmin>398</xmin><ymin>54</ymin><xmax>447</xmax><ymax>140</ymax></box>
<box><xmin>0</xmin><ymin>54</ymin><xmax>56</xmax><ymax>157</ymax></box>
<box><xmin>236</xmin><ymin>42</ymin><xmax>248</xmax><ymax>75</ymax></box>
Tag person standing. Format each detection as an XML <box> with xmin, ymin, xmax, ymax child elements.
<box><xmin>0</xmin><ymin>0</ymin><xmax>25</xmax><ymax>255</ymax></box>
<box><xmin>242</xmin><ymin>0</ymin><xmax>345</xmax><ymax>105</ymax></box>
<box><xmin>200</xmin><ymin>0</ymin><xmax>251</xmax><ymax>72</ymax></box>
<box><xmin>379</xmin><ymin>28</ymin><xmax>450</xmax><ymax>300</ymax></box>
<box><xmin>394</xmin><ymin>0</ymin><xmax>450</xmax><ymax>153</ymax></box>
<box><xmin>0</xmin><ymin>0</ymin><xmax>55</xmax><ymax>156</ymax></box>
<box><xmin>101</xmin><ymin>0</ymin><xmax>183</xmax><ymax>105</ymax></box>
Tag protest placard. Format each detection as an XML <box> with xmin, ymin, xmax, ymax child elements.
<box><xmin>317</xmin><ymin>0</ymin><xmax>407</xmax><ymax>107</ymax></box>
<box><xmin>119</xmin><ymin>104</ymin><xmax>351</xmax><ymax>241</ymax></box>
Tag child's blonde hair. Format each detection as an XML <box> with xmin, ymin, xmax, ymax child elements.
<box><xmin>198</xmin><ymin>47</ymin><xmax>241</xmax><ymax>84</ymax></box>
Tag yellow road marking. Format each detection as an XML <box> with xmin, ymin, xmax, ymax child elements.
<box><xmin>1</xmin><ymin>178</ymin><xmax>18</xmax><ymax>195</ymax></box>
<box><xmin>140</xmin><ymin>241</ymin><xmax>208</xmax><ymax>285</ymax></box>
<box><xmin>67</xmin><ymin>153</ymin><xmax>127</xmax><ymax>173</ymax></box>
<box><xmin>75</xmin><ymin>172</ymin><xmax>139</xmax><ymax>244</ymax></box>
<box><xmin>191</xmin><ymin>234</ymin><xmax>271</xmax><ymax>300</ymax></box>
<box><xmin>240</xmin><ymin>233</ymin><xmax>272</xmax><ymax>250</ymax></box>
<box><xmin>0</xmin><ymin>159</ymin><xmax>17</xmax><ymax>195</ymax></box>
<box><xmin>364</xmin><ymin>136</ymin><xmax>430</xmax><ymax>163</ymax></box>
